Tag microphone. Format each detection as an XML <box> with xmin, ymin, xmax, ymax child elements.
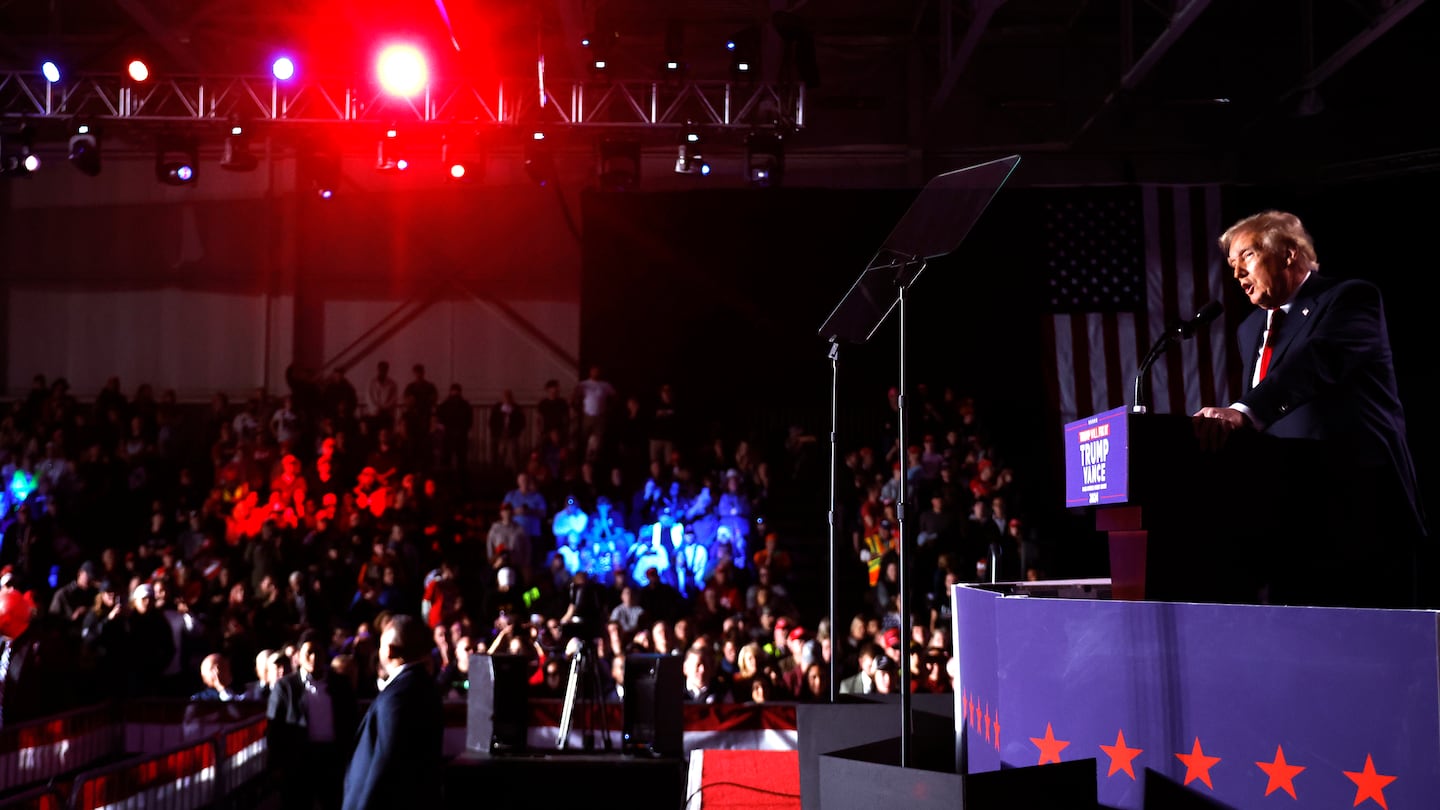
<box><xmin>1173</xmin><ymin>300</ymin><xmax>1224</xmax><ymax>339</ymax></box>
<box><xmin>1132</xmin><ymin>300</ymin><xmax>1224</xmax><ymax>413</ymax></box>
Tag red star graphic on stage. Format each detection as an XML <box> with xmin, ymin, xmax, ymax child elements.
<box><xmin>982</xmin><ymin>705</ymin><xmax>991</xmax><ymax>745</ymax></box>
<box><xmin>990</xmin><ymin>715</ymin><xmax>999</xmax><ymax>750</ymax></box>
<box><xmin>1029</xmin><ymin>723</ymin><xmax>1070</xmax><ymax>765</ymax></box>
<box><xmin>1344</xmin><ymin>754</ymin><xmax>1397</xmax><ymax>809</ymax></box>
<box><xmin>962</xmin><ymin>693</ymin><xmax>971</xmax><ymax>725</ymax></box>
<box><xmin>1099</xmin><ymin>729</ymin><xmax>1143</xmax><ymax>780</ymax></box>
<box><xmin>1255</xmin><ymin>745</ymin><xmax>1305</xmax><ymax>799</ymax></box>
<box><xmin>1174</xmin><ymin>737</ymin><xmax>1221</xmax><ymax>790</ymax></box>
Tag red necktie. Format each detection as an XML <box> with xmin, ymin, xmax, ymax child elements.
<box><xmin>1257</xmin><ymin>308</ymin><xmax>1284</xmax><ymax>383</ymax></box>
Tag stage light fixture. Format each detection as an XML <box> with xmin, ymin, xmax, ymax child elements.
<box><xmin>220</xmin><ymin>124</ymin><xmax>259</xmax><ymax>172</ymax></box>
<box><xmin>155</xmin><ymin>135</ymin><xmax>198</xmax><ymax>185</ymax></box>
<box><xmin>272</xmin><ymin>57</ymin><xmax>296</xmax><ymax>81</ymax></box>
<box><xmin>524</xmin><ymin>131</ymin><xmax>555</xmax><ymax>187</ymax></box>
<box><xmin>674</xmin><ymin>127</ymin><xmax>709</xmax><ymax>176</ymax></box>
<box><xmin>68</xmin><ymin>122</ymin><xmax>101</xmax><ymax>176</ymax></box>
<box><xmin>300</xmin><ymin>140</ymin><xmax>341</xmax><ymax>199</ymax></box>
<box><xmin>597</xmin><ymin>137</ymin><xmax>641</xmax><ymax>191</ymax></box>
<box><xmin>41</xmin><ymin>61</ymin><xmax>61</xmax><ymax>83</ymax></box>
<box><xmin>442</xmin><ymin>133</ymin><xmax>484</xmax><ymax>182</ymax></box>
<box><xmin>376</xmin><ymin>127</ymin><xmax>409</xmax><ymax>171</ymax></box>
<box><xmin>128</xmin><ymin>59</ymin><xmax>150</xmax><ymax>82</ymax></box>
<box><xmin>660</xmin><ymin>20</ymin><xmax>686</xmax><ymax>78</ymax></box>
<box><xmin>1</xmin><ymin>125</ymin><xmax>40</xmax><ymax>175</ymax></box>
<box><xmin>745</xmin><ymin>130</ymin><xmax>784</xmax><ymax>188</ymax></box>
<box><xmin>728</xmin><ymin>26</ymin><xmax>760</xmax><ymax>82</ymax></box>
<box><xmin>377</xmin><ymin>44</ymin><xmax>427</xmax><ymax>98</ymax></box>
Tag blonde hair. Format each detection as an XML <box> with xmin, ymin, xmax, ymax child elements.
<box><xmin>1219</xmin><ymin>210</ymin><xmax>1319</xmax><ymax>273</ymax></box>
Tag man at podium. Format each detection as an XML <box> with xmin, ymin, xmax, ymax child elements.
<box><xmin>1193</xmin><ymin>210</ymin><xmax>1427</xmax><ymax>606</ymax></box>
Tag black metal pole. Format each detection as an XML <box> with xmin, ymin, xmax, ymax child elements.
<box><xmin>828</xmin><ymin>339</ymin><xmax>841</xmax><ymax>703</ymax></box>
<box><xmin>897</xmin><ymin>281</ymin><xmax>913</xmax><ymax>768</ymax></box>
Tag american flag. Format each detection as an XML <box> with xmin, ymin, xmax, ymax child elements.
<box><xmin>1041</xmin><ymin>185</ymin><xmax>1236</xmax><ymax>425</ymax></box>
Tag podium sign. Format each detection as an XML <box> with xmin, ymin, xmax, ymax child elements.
<box><xmin>1062</xmin><ymin>406</ymin><xmax>1129</xmax><ymax>507</ymax></box>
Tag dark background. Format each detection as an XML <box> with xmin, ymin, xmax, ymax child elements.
<box><xmin>579</xmin><ymin>172</ymin><xmax>1436</xmax><ymax>583</ymax></box>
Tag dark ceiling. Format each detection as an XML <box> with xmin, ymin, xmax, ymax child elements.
<box><xmin>1</xmin><ymin>0</ymin><xmax>1434</xmax><ymax>184</ymax></box>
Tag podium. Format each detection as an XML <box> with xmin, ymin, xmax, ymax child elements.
<box><xmin>1064</xmin><ymin>407</ymin><xmax>1335</xmax><ymax>605</ymax></box>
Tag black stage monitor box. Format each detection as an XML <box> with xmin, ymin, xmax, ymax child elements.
<box><xmin>466</xmin><ymin>654</ymin><xmax>531</xmax><ymax>755</ymax></box>
<box><xmin>622</xmin><ymin>653</ymin><xmax>682</xmax><ymax>758</ymax></box>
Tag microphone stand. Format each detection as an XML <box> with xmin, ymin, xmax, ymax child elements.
<box><xmin>1132</xmin><ymin>302</ymin><xmax>1224</xmax><ymax>414</ymax></box>
<box><xmin>1130</xmin><ymin>335</ymin><xmax>1174</xmax><ymax>415</ymax></box>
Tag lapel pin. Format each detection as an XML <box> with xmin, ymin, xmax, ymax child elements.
<box><xmin>1301</xmin><ymin>308</ymin><xmax>1309</xmax><ymax>316</ymax></box>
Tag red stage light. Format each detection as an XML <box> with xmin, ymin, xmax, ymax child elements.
<box><xmin>376</xmin><ymin>44</ymin><xmax>427</xmax><ymax>97</ymax></box>
<box><xmin>127</xmin><ymin>60</ymin><xmax>150</xmax><ymax>82</ymax></box>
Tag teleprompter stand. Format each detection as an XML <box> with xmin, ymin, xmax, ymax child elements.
<box><xmin>816</xmin><ymin>154</ymin><xmax>1019</xmax><ymax>768</ymax></box>
<box><xmin>556</xmin><ymin>635</ymin><xmax>613</xmax><ymax>753</ymax></box>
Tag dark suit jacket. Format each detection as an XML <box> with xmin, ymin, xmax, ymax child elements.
<box><xmin>341</xmin><ymin>664</ymin><xmax>444</xmax><ymax>810</ymax></box>
<box><xmin>267</xmin><ymin>670</ymin><xmax>360</xmax><ymax>762</ymax></box>
<box><xmin>1237</xmin><ymin>274</ymin><xmax>1425</xmax><ymax>535</ymax></box>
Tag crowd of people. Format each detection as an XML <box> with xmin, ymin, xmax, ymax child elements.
<box><xmin>0</xmin><ymin>358</ymin><xmax>1045</xmax><ymax>734</ymax></box>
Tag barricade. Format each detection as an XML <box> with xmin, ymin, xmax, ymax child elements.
<box><xmin>68</xmin><ymin>737</ymin><xmax>218</xmax><ymax>810</ymax></box>
<box><xmin>216</xmin><ymin>717</ymin><xmax>267</xmax><ymax>798</ymax></box>
<box><xmin>0</xmin><ymin>705</ymin><xmax>117</xmax><ymax>795</ymax></box>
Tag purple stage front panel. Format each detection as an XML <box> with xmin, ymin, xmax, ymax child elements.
<box><xmin>1062</xmin><ymin>406</ymin><xmax>1129</xmax><ymax>508</ymax></box>
<box><xmin>953</xmin><ymin>584</ymin><xmax>1002</xmax><ymax>774</ymax></box>
<box><xmin>983</xmin><ymin>595</ymin><xmax>1439</xmax><ymax>809</ymax></box>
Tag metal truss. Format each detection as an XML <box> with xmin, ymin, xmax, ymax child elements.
<box><xmin>0</xmin><ymin>71</ymin><xmax>804</xmax><ymax>130</ymax></box>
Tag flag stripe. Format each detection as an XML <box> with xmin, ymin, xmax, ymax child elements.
<box><xmin>1189</xmin><ymin>187</ymin><xmax>1219</xmax><ymax>412</ymax></box>
<box><xmin>1047</xmin><ymin>185</ymin><xmax>1230</xmax><ymax>424</ymax></box>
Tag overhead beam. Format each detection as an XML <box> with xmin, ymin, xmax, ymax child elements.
<box><xmin>926</xmin><ymin>0</ymin><xmax>1005</xmax><ymax>120</ymax></box>
<box><xmin>1069</xmin><ymin>0</ymin><xmax>1212</xmax><ymax>145</ymax></box>
<box><xmin>1278</xmin><ymin>0</ymin><xmax>1425</xmax><ymax>101</ymax></box>
<box><xmin>113</xmin><ymin>0</ymin><xmax>204</xmax><ymax>73</ymax></box>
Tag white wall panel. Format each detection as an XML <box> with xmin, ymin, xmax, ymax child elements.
<box><xmin>321</xmin><ymin>298</ymin><xmax>578</xmax><ymax>403</ymax></box>
<box><xmin>6</xmin><ymin>288</ymin><xmax>294</xmax><ymax>400</ymax></box>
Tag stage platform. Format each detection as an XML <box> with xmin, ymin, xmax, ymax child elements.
<box><xmin>444</xmin><ymin>750</ymin><xmax>687</xmax><ymax>809</ymax></box>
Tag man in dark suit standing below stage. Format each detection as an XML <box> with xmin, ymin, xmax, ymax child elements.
<box><xmin>1195</xmin><ymin>210</ymin><xmax>1427</xmax><ymax>606</ymax></box>
<box><xmin>270</xmin><ymin>629</ymin><xmax>359</xmax><ymax>810</ymax></box>
<box><xmin>342</xmin><ymin>614</ymin><xmax>444</xmax><ymax>810</ymax></box>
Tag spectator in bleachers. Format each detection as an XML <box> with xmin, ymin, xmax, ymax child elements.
<box><xmin>50</xmin><ymin>560</ymin><xmax>97</xmax><ymax>622</ymax></box>
<box><xmin>486</xmin><ymin>502</ymin><xmax>530</xmax><ymax>584</ymax></box>
<box><xmin>436</xmin><ymin>383</ymin><xmax>473</xmax><ymax>482</ymax></box>
<box><xmin>435</xmin><ymin>634</ymin><xmax>476</xmax><ymax>700</ymax></box>
<box><xmin>536</xmin><ymin>379</ymin><xmax>571</xmax><ymax>445</ymax></box>
<box><xmin>367</xmin><ymin>361</ymin><xmax>398</xmax><ymax>432</ymax></box>
<box><xmin>609</xmin><ymin>585</ymin><xmax>647</xmax><ymax>636</ymax></box>
<box><xmin>681</xmin><ymin>643</ymin><xmax>728</xmax><ymax>704</ymax></box>
<box><xmin>488</xmin><ymin>389</ymin><xmax>526</xmax><ymax>475</ymax></box>
<box><xmin>572</xmin><ymin>365</ymin><xmax>616</xmax><ymax>463</ymax></box>
<box><xmin>648</xmin><ymin>383</ymin><xmax>680</xmax><ymax>469</ymax></box>
<box><xmin>190</xmin><ymin>652</ymin><xmax>241</xmax><ymax>701</ymax></box>
<box><xmin>871</xmin><ymin>654</ymin><xmax>900</xmax><ymax>694</ymax></box>
<box><xmin>270</xmin><ymin>628</ymin><xmax>360</xmax><ymax>810</ymax></box>
<box><xmin>502</xmin><ymin>471</ymin><xmax>547</xmax><ymax>548</ymax></box>
<box><xmin>103</xmin><ymin>582</ymin><xmax>175</xmax><ymax>698</ymax></box>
